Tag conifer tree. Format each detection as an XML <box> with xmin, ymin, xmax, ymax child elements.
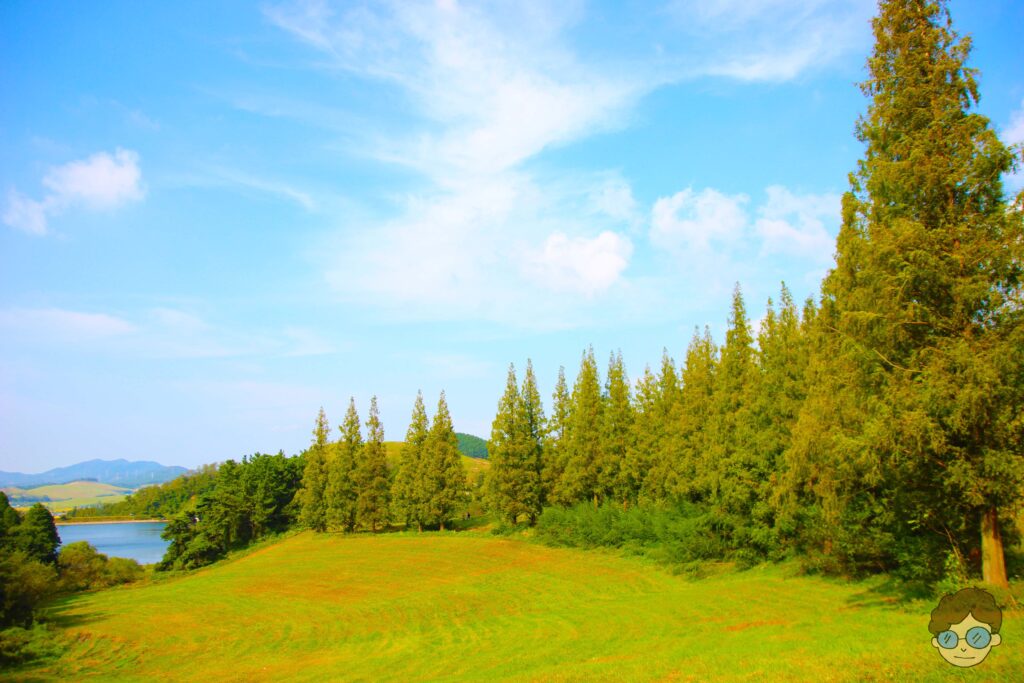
<box><xmin>18</xmin><ymin>504</ymin><xmax>60</xmax><ymax>565</ymax></box>
<box><xmin>541</xmin><ymin>366</ymin><xmax>571</xmax><ymax>506</ymax></box>
<box><xmin>328</xmin><ymin>398</ymin><xmax>361</xmax><ymax>532</ymax></box>
<box><xmin>392</xmin><ymin>391</ymin><xmax>430</xmax><ymax>530</ymax></box>
<box><xmin>299</xmin><ymin>407</ymin><xmax>330</xmax><ymax>532</ymax></box>
<box><xmin>790</xmin><ymin>0</ymin><xmax>1023</xmax><ymax>583</ymax></box>
<box><xmin>602</xmin><ymin>351</ymin><xmax>634</xmax><ymax>506</ymax></box>
<box><xmin>520</xmin><ymin>360</ymin><xmax>546</xmax><ymax>519</ymax></box>
<box><xmin>706</xmin><ymin>286</ymin><xmax>757</xmax><ymax>541</ymax></box>
<box><xmin>355</xmin><ymin>396</ymin><xmax>391</xmax><ymax>531</ymax></box>
<box><xmin>640</xmin><ymin>350</ymin><xmax>684</xmax><ymax>502</ymax></box>
<box><xmin>487</xmin><ymin>365</ymin><xmax>534</xmax><ymax>524</ymax></box>
<box><xmin>555</xmin><ymin>347</ymin><xmax>605</xmax><ymax>506</ymax></box>
<box><xmin>423</xmin><ymin>392</ymin><xmax>466</xmax><ymax>530</ymax></box>
<box><xmin>622</xmin><ymin>365</ymin><xmax>658</xmax><ymax>503</ymax></box>
<box><xmin>674</xmin><ymin>328</ymin><xmax>717</xmax><ymax>503</ymax></box>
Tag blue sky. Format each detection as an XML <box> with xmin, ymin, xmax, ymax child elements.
<box><xmin>2</xmin><ymin>0</ymin><xmax>1022</xmax><ymax>472</ymax></box>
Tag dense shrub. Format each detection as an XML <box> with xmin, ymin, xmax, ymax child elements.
<box><xmin>57</xmin><ymin>542</ymin><xmax>144</xmax><ymax>592</ymax></box>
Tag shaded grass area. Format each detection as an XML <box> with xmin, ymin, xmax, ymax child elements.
<box><xmin>7</xmin><ymin>532</ymin><xmax>1022</xmax><ymax>681</ymax></box>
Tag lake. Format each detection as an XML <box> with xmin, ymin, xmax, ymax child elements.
<box><xmin>57</xmin><ymin>521</ymin><xmax>169</xmax><ymax>565</ymax></box>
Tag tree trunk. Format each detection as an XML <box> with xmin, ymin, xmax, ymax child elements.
<box><xmin>981</xmin><ymin>505</ymin><xmax>1009</xmax><ymax>588</ymax></box>
<box><xmin>440</xmin><ymin>520</ymin><xmax>445</xmax><ymax>532</ymax></box>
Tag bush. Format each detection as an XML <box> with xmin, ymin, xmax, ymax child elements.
<box><xmin>536</xmin><ymin>502</ymin><xmax>727</xmax><ymax>566</ymax></box>
<box><xmin>57</xmin><ymin>542</ymin><xmax>144</xmax><ymax>592</ymax></box>
<box><xmin>0</xmin><ymin>624</ymin><xmax>64</xmax><ymax>666</ymax></box>
<box><xmin>0</xmin><ymin>550</ymin><xmax>58</xmax><ymax>628</ymax></box>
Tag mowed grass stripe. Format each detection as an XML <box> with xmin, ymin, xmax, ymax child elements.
<box><xmin>12</xmin><ymin>533</ymin><xmax>1023</xmax><ymax>682</ymax></box>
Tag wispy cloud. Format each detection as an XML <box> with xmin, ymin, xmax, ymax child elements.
<box><xmin>651</xmin><ymin>188</ymin><xmax>749</xmax><ymax>250</ymax></box>
<box><xmin>0</xmin><ymin>308</ymin><xmax>137</xmax><ymax>340</ymax></box>
<box><xmin>3</xmin><ymin>149</ymin><xmax>144</xmax><ymax>236</ymax></box>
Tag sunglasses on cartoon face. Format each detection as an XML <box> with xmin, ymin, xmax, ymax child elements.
<box><xmin>936</xmin><ymin>626</ymin><xmax>991</xmax><ymax>650</ymax></box>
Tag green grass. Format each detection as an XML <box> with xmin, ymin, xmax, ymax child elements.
<box><xmin>9</xmin><ymin>532</ymin><xmax>1022</xmax><ymax>681</ymax></box>
<box><xmin>383</xmin><ymin>441</ymin><xmax>490</xmax><ymax>479</ymax></box>
<box><xmin>4</xmin><ymin>481</ymin><xmax>132</xmax><ymax>513</ymax></box>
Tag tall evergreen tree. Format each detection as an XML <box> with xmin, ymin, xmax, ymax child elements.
<box><xmin>392</xmin><ymin>391</ymin><xmax>430</xmax><ymax>530</ymax></box>
<box><xmin>790</xmin><ymin>0</ymin><xmax>1023</xmax><ymax>584</ymax></box>
<box><xmin>355</xmin><ymin>396</ymin><xmax>391</xmax><ymax>531</ymax></box>
<box><xmin>555</xmin><ymin>347</ymin><xmax>604</xmax><ymax>506</ymax></box>
<box><xmin>541</xmin><ymin>366</ymin><xmax>571</xmax><ymax>506</ymax></box>
<box><xmin>640</xmin><ymin>350</ymin><xmax>684</xmax><ymax>502</ymax></box>
<box><xmin>18</xmin><ymin>504</ymin><xmax>60</xmax><ymax>565</ymax></box>
<box><xmin>674</xmin><ymin>328</ymin><xmax>718</xmax><ymax>503</ymax></box>
<box><xmin>602</xmin><ymin>351</ymin><xmax>634</xmax><ymax>506</ymax></box>
<box><xmin>328</xmin><ymin>398</ymin><xmax>362</xmax><ymax>531</ymax></box>
<box><xmin>423</xmin><ymin>392</ymin><xmax>467</xmax><ymax>530</ymax></box>
<box><xmin>487</xmin><ymin>365</ymin><xmax>532</xmax><ymax>524</ymax></box>
<box><xmin>519</xmin><ymin>360</ymin><xmax>546</xmax><ymax>522</ymax></box>
<box><xmin>299</xmin><ymin>407</ymin><xmax>330</xmax><ymax>532</ymax></box>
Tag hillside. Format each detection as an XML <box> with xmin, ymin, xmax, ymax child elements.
<box><xmin>382</xmin><ymin>442</ymin><xmax>489</xmax><ymax>478</ymax></box>
<box><xmin>12</xmin><ymin>533</ymin><xmax>1022</xmax><ymax>681</ymax></box>
<box><xmin>0</xmin><ymin>459</ymin><xmax>187</xmax><ymax>489</ymax></box>
<box><xmin>3</xmin><ymin>480</ymin><xmax>132</xmax><ymax>512</ymax></box>
<box><xmin>455</xmin><ymin>432</ymin><xmax>488</xmax><ymax>459</ymax></box>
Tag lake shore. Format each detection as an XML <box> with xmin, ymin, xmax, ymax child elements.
<box><xmin>56</xmin><ymin>518</ymin><xmax>166</xmax><ymax>525</ymax></box>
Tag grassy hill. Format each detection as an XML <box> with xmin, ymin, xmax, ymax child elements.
<box><xmin>3</xmin><ymin>480</ymin><xmax>132</xmax><ymax>512</ymax></box>
<box><xmin>12</xmin><ymin>533</ymin><xmax>1022</xmax><ymax>681</ymax></box>
<box><xmin>382</xmin><ymin>442</ymin><xmax>490</xmax><ymax>479</ymax></box>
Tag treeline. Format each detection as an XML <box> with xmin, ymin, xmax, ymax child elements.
<box><xmin>64</xmin><ymin>465</ymin><xmax>219</xmax><ymax>520</ymax></box>
<box><xmin>298</xmin><ymin>392</ymin><xmax>467</xmax><ymax>534</ymax></box>
<box><xmin>487</xmin><ymin>0</ymin><xmax>1024</xmax><ymax>587</ymax></box>
<box><xmin>158</xmin><ymin>453</ymin><xmax>302</xmax><ymax>570</ymax></box>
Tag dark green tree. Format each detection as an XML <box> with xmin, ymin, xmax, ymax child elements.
<box><xmin>555</xmin><ymin>347</ymin><xmax>604</xmax><ymax>506</ymax></box>
<box><xmin>519</xmin><ymin>359</ymin><xmax>546</xmax><ymax>523</ymax></box>
<box><xmin>541</xmin><ymin>366</ymin><xmax>571</xmax><ymax>506</ymax></box>
<box><xmin>602</xmin><ymin>351</ymin><xmax>634</xmax><ymax>506</ymax></box>
<box><xmin>674</xmin><ymin>328</ymin><xmax>718</xmax><ymax>503</ymax></box>
<box><xmin>18</xmin><ymin>504</ymin><xmax>60</xmax><ymax>566</ymax></box>
<box><xmin>487</xmin><ymin>364</ymin><xmax>539</xmax><ymax>524</ymax></box>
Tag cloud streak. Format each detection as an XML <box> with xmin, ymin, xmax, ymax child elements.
<box><xmin>3</xmin><ymin>149</ymin><xmax>144</xmax><ymax>236</ymax></box>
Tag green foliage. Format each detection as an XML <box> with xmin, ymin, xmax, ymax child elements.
<box><xmin>455</xmin><ymin>433</ymin><xmax>488</xmax><ymax>459</ymax></box>
<box><xmin>57</xmin><ymin>542</ymin><xmax>143</xmax><ymax>592</ymax></box>
<box><xmin>602</xmin><ymin>351</ymin><xmax>634</xmax><ymax>506</ymax></box>
<box><xmin>553</xmin><ymin>347</ymin><xmax>604</xmax><ymax>506</ymax></box>
<box><xmin>327</xmin><ymin>398</ymin><xmax>361</xmax><ymax>532</ymax></box>
<box><xmin>63</xmin><ymin>465</ymin><xmax>218</xmax><ymax>520</ymax></box>
<box><xmin>421</xmin><ymin>392</ymin><xmax>466</xmax><ymax>530</ymax></box>
<box><xmin>18</xmin><ymin>504</ymin><xmax>60</xmax><ymax>566</ymax></box>
<box><xmin>354</xmin><ymin>397</ymin><xmax>391</xmax><ymax>531</ymax></box>
<box><xmin>299</xmin><ymin>408</ymin><xmax>331</xmax><ymax>532</ymax></box>
<box><xmin>540</xmin><ymin>366</ymin><xmax>570</xmax><ymax>506</ymax></box>
<box><xmin>392</xmin><ymin>391</ymin><xmax>431</xmax><ymax>530</ymax></box>
<box><xmin>0</xmin><ymin>549</ymin><xmax>57</xmax><ymax>628</ymax></box>
<box><xmin>535</xmin><ymin>502</ymin><xmax>726</xmax><ymax>566</ymax></box>
<box><xmin>0</xmin><ymin>624</ymin><xmax>63</xmax><ymax>667</ymax></box>
<box><xmin>158</xmin><ymin>452</ymin><xmax>302</xmax><ymax>570</ymax></box>
<box><xmin>486</xmin><ymin>363</ymin><xmax>542</xmax><ymax>525</ymax></box>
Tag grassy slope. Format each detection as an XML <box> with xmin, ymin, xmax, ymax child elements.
<box><xmin>4</xmin><ymin>481</ymin><xmax>131</xmax><ymax>512</ymax></box>
<box><xmin>383</xmin><ymin>441</ymin><xmax>490</xmax><ymax>478</ymax></box>
<box><xmin>13</xmin><ymin>533</ymin><xmax>1022</xmax><ymax>682</ymax></box>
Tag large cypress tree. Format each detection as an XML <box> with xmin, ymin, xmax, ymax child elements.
<box><xmin>640</xmin><ymin>349</ymin><xmax>684</xmax><ymax>502</ymax></box>
<box><xmin>392</xmin><ymin>391</ymin><xmax>430</xmax><ymax>530</ymax></box>
<box><xmin>328</xmin><ymin>398</ymin><xmax>362</xmax><ymax>532</ymax></box>
<box><xmin>519</xmin><ymin>360</ymin><xmax>546</xmax><ymax>523</ymax></box>
<box><xmin>555</xmin><ymin>347</ymin><xmax>604</xmax><ymax>506</ymax></box>
<box><xmin>299</xmin><ymin>407</ymin><xmax>330</xmax><ymax>532</ymax></box>
<box><xmin>487</xmin><ymin>364</ymin><xmax>532</xmax><ymax>524</ymax></box>
<box><xmin>423</xmin><ymin>392</ymin><xmax>466</xmax><ymax>531</ymax></box>
<box><xmin>602</xmin><ymin>351</ymin><xmax>634</xmax><ymax>507</ymax></box>
<box><xmin>541</xmin><ymin>366</ymin><xmax>571</xmax><ymax>506</ymax></box>
<box><xmin>355</xmin><ymin>396</ymin><xmax>391</xmax><ymax>532</ymax></box>
<box><xmin>790</xmin><ymin>0</ymin><xmax>1023</xmax><ymax>584</ymax></box>
<box><xmin>674</xmin><ymin>328</ymin><xmax>717</xmax><ymax>503</ymax></box>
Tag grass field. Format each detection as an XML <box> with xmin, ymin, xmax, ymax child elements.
<box><xmin>4</xmin><ymin>481</ymin><xmax>131</xmax><ymax>513</ymax></box>
<box><xmin>9</xmin><ymin>532</ymin><xmax>1021</xmax><ymax>681</ymax></box>
<box><xmin>383</xmin><ymin>441</ymin><xmax>490</xmax><ymax>479</ymax></box>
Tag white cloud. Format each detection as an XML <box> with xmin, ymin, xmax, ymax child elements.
<box><xmin>650</xmin><ymin>187</ymin><xmax>749</xmax><ymax>250</ymax></box>
<box><xmin>42</xmin><ymin>148</ymin><xmax>143</xmax><ymax>209</ymax></box>
<box><xmin>0</xmin><ymin>308</ymin><xmax>137</xmax><ymax>340</ymax></box>
<box><xmin>526</xmin><ymin>231</ymin><xmax>633</xmax><ymax>296</ymax></box>
<box><xmin>4</xmin><ymin>148</ymin><xmax>144</xmax><ymax>236</ymax></box>
<box><xmin>3</xmin><ymin>190</ymin><xmax>49</xmax><ymax>236</ymax></box>
<box><xmin>754</xmin><ymin>186</ymin><xmax>839</xmax><ymax>260</ymax></box>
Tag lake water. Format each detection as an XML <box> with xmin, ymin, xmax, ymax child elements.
<box><xmin>57</xmin><ymin>521</ymin><xmax>169</xmax><ymax>565</ymax></box>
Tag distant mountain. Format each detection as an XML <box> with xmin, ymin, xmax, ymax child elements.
<box><xmin>455</xmin><ymin>433</ymin><xmax>488</xmax><ymax>460</ymax></box>
<box><xmin>0</xmin><ymin>459</ymin><xmax>188</xmax><ymax>489</ymax></box>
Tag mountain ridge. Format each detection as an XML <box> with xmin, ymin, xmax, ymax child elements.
<box><xmin>0</xmin><ymin>458</ymin><xmax>188</xmax><ymax>489</ymax></box>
